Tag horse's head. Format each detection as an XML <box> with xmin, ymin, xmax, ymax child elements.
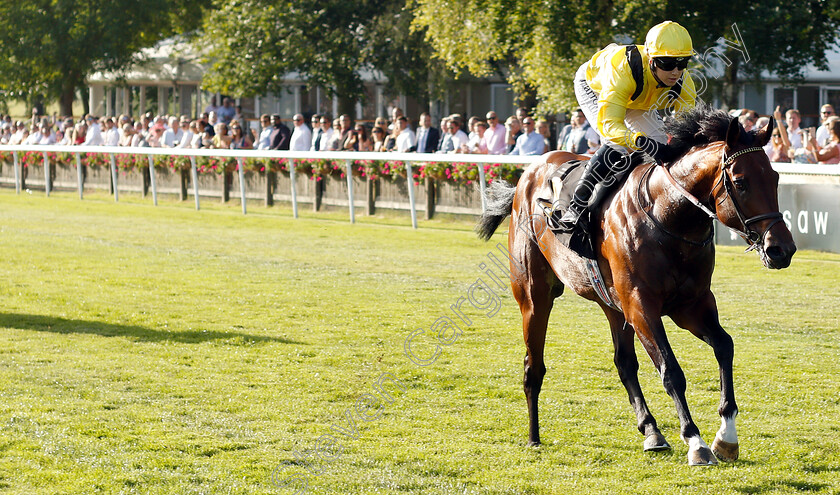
<box><xmin>712</xmin><ymin>117</ymin><xmax>796</xmax><ymax>269</ymax></box>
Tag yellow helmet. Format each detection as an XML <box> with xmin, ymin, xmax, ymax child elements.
<box><xmin>644</xmin><ymin>21</ymin><xmax>693</xmax><ymax>58</ymax></box>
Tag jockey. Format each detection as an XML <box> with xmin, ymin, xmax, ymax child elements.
<box><xmin>556</xmin><ymin>20</ymin><xmax>697</xmax><ymax>231</ymax></box>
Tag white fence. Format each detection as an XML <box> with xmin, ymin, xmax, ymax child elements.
<box><xmin>0</xmin><ymin>145</ymin><xmax>537</xmax><ymax>228</ymax></box>
<box><xmin>2</xmin><ymin>145</ymin><xmax>840</xmax><ymax>241</ymax></box>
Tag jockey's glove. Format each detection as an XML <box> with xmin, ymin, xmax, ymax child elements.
<box><xmin>634</xmin><ymin>135</ymin><xmax>673</xmax><ymax>164</ymax></box>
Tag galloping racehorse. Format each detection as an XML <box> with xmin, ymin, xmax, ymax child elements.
<box><xmin>476</xmin><ymin>106</ymin><xmax>796</xmax><ymax>465</ymax></box>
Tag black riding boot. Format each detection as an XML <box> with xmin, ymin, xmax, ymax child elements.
<box><xmin>556</xmin><ymin>145</ymin><xmax>629</xmax><ymax>232</ymax></box>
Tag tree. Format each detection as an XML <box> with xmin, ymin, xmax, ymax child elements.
<box><xmin>198</xmin><ymin>0</ymin><xmax>450</xmax><ymax>114</ymax></box>
<box><xmin>615</xmin><ymin>1</ymin><xmax>840</xmax><ymax>109</ymax></box>
<box><xmin>0</xmin><ymin>0</ymin><xmax>205</xmax><ymax>116</ymax></box>
<box><xmin>412</xmin><ymin>0</ymin><xmax>840</xmax><ymax>113</ymax></box>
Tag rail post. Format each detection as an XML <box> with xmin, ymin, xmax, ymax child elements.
<box><xmin>13</xmin><ymin>151</ymin><xmax>20</xmax><ymax>193</ymax></box>
<box><xmin>405</xmin><ymin>161</ymin><xmax>417</xmax><ymax>229</ymax></box>
<box><xmin>476</xmin><ymin>163</ymin><xmax>487</xmax><ymax>213</ymax></box>
<box><xmin>42</xmin><ymin>152</ymin><xmax>51</xmax><ymax>196</ymax></box>
<box><xmin>237</xmin><ymin>157</ymin><xmax>247</xmax><ymax>215</ymax></box>
<box><xmin>346</xmin><ymin>159</ymin><xmax>355</xmax><ymax>224</ymax></box>
<box><xmin>75</xmin><ymin>153</ymin><xmax>83</xmax><ymax>199</ymax></box>
<box><xmin>189</xmin><ymin>156</ymin><xmax>200</xmax><ymax>210</ymax></box>
<box><xmin>109</xmin><ymin>153</ymin><xmax>119</xmax><ymax>202</ymax></box>
<box><xmin>289</xmin><ymin>159</ymin><xmax>298</xmax><ymax>219</ymax></box>
<box><xmin>147</xmin><ymin>155</ymin><xmax>158</xmax><ymax>206</ymax></box>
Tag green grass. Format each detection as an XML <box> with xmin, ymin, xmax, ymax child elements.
<box><xmin>0</xmin><ymin>188</ymin><xmax>838</xmax><ymax>494</ymax></box>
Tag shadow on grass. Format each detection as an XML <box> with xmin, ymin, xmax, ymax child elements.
<box><xmin>0</xmin><ymin>313</ymin><xmax>304</xmax><ymax>345</ymax></box>
<box><xmin>737</xmin><ymin>480</ymin><xmax>830</xmax><ymax>493</ymax></box>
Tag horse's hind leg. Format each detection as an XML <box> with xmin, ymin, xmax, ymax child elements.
<box><xmin>670</xmin><ymin>292</ymin><xmax>739</xmax><ymax>462</ymax></box>
<box><xmin>604</xmin><ymin>308</ymin><xmax>671</xmax><ymax>452</ymax></box>
<box><xmin>515</xmin><ymin>274</ymin><xmax>558</xmax><ymax>447</ymax></box>
<box><xmin>510</xmin><ymin>227</ymin><xmax>560</xmax><ymax>446</ymax></box>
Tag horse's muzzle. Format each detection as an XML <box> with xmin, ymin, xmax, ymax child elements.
<box><xmin>763</xmin><ymin>230</ymin><xmax>796</xmax><ymax>270</ymax></box>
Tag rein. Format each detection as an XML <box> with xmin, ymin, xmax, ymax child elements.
<box><xmin>638</xmin><ymin>164</ymin><xmax>714</xmax><ymax>247</ymax></box>
<box><xmin>644</xmin><ymin>146</ymin><xmax>783</xmax><ymax>251</ymax></box>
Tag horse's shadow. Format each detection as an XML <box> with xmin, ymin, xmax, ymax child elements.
<box><xmin>0</xmin><ymin>312</ymin><xmax>303</xmax><ymax>345</ymax></box>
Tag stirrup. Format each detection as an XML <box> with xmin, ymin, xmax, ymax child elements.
<box><xmin>555</xmin><ymin>205</ymin><xmax>585</xmax><ymax>232</ymax></box>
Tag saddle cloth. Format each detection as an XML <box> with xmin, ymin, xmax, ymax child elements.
<box><xmin>536</xmin><ymin>159</ymin><xmax>624</xmax><ymax>312</ymax></box>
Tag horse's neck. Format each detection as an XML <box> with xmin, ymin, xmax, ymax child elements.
<box><xmin>649</xmin><ymin>146</ymin><xmax>721</xmax><ymax>233</ymax></box>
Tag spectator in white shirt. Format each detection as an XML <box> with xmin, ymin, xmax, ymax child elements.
<box><xmin>131</xmin><ymin>122</ymin><xmax>147</xmax><ymax>147</ymax></box>
<box><xmin>160</xmin><ymin>116</ymin><xmax>184</xmax><ymax>147</ymax></box>
<box><xmin>177</xmin><ymin>121</ymin><xmax>196</xmax><ymax>148</ymax></box>
<box><xmin>83</xmin><ymin>115</ymin><xmax>104</xmax><ymax>145</ymax></box>
<box><xmin>815</xmin><ymin>104</ymin><xmax>835</xmax><ymax>147</ymax></box>
<box><xmin>438</xmin><ymin>117</ymin><xmax>469</xmax><ymax>153</ymax></box>
<box><xmin>289</xmin><ymin>113</ymin><xmax>312</xmax><ymax>151</ymax></box>
<box><xmin>484</xmin><ymin>111</ymin><xmax>508</xmax><ymax>155</ymax></box>
<box><xmin>9</xmin><ymin>122</ymin><xmax>26</xmax><ymax>145</ymax></box>
<box><xmin>119</xmin><ymin>124</ymin><xmax>135</xmax><ymax>146</ymax></box>
<box><xmin>103</xmin><ymin>118</ymin><xmax>120</xmax><ymax>146</ymax></box>
<box><xmin>255</xmin><ymin>114</ymin><xmax>273</xmax><ymax>150</ymax></box>
<box><xmin>24</xmin><ymin>124</ymin><xmax>42</xmax><ymax>145</ymax></box>
<box><xmin>0</xmin><ymin>123</ymin><xmax>10</xmax><ymax>145</ymax></box>
<box><xmin>394</xmin><ymin>116</ymin><xmax>416</xmax><ymax>152</ymax></box>
<box><xmin>37</xmin><ymin>123</ymin><xmax>56</xmax><ymax>145</ymax></box>
<box><xmin>785</xmin><ymin>109</ymin><xmax>804</xmax><ymax>151</ymax></box>
<box><xmin>316</xmin><ymin>116</ymin><xmax>335</xmax><ymax>151</ymax></box>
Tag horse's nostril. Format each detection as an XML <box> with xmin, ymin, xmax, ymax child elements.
<box><xmin>766</xmin><ymin>246</ymin><xmax>784</xmax><ymax>260</ymax></box>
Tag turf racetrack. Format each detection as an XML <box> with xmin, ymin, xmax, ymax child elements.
<box><xmin>0</xmin><ymin>189</ymin><xmax>838</xmax><ymax>494</ymax></box>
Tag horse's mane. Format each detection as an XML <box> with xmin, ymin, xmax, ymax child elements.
<box><xmin>664</xmin><ymin>104</ymin><xmax>757</xmax><ymax>161</ymax></box>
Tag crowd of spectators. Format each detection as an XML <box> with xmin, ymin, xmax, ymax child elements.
<box><xmin>3</xmin><ymin>102</ymin><xmax>838</xmax><ymax>164</ymax></box>
<box><xmin>731</xmin><ymin>104</ymin><xmax>840</xmax><ymax>165</ymax></box>
<box><xmin>0</xmin><ymin>105</ymin><xmax>580</xmax><ymax>157</ymax></box>
<box><xmin>0</xmin><ymin>108</ymin><xmax>263</xmax><ymax>151</ymax></box>
<box><xmin>253</xmin><ymin>106</ymin><xmax>595</xmax><ymax>156</ymax></box>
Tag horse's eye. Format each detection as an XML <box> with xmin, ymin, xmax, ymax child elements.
<box><xmin>733</xmin><ymin>178</ymin><xmax>748</xmax><ymax>191</ymax></box>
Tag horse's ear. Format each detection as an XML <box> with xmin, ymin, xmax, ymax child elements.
<box><xmin>725</xmin><ymin>117</ymin><xmax>740</xmax><ymax>149</ymax></box>
<box><xmin>754</xmin><ymin>116</ymin><xmax>774</xmax><ymax>147</ymax></box>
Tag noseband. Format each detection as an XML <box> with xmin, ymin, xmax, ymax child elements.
<box><xmin>658</xmin><ymin>146</ymin><xmax>783</xmax><ymax>251</ymax></box>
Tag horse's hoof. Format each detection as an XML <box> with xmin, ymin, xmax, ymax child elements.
<box><xmin>712</xmin><ymin>436</ymin><xmax>739</xmax><ymax>462</ymax></box>
<box><xmin>527</xmin><ymin>440</ymin><xmax>541</xmax><ymax>447</ymax></box>
<box><xmin>643</xmin><ymin>432</ymin><xmax>672</xmax><ymax>452</ymax></box>
<box><xmin>688</xmin><ymin>446</ymin><xmax>719</xmax><ymax>466</ymax></box>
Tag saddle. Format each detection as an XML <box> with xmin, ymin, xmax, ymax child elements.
<box><xmin>537</xmin><ymin>161</ymin><xmax>596</xmax><ymax>259</ymax></box>
<box><xmin>537</xmin><ymin>153</ymin><xmax>646</xmax><ymax>260</ymax></box>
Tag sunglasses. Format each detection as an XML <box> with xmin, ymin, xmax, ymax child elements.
<box><xmin>653</xmin><ymin>56</ymin><xmax>691</xmax><ymax>71</ymax></box>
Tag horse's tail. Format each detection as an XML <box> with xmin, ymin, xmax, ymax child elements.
<box><xmin>476</xmin><ymin>179</ymin><xmax>516</xmax><ymax>241</ymax></box>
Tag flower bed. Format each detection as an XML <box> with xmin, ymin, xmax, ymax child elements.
<box><xmin>0</xmin><ymin>150</ymin><xmax>526</xmax><ymax>187</ymax></box>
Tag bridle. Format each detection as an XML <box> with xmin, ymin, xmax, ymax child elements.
<box><xmin>652</xmin><ymin>145</ymin><xmax>784</xmax><ymax>252</ymax></box>
<box><xmin>715</xmin><ymin>147</ymin><xmax>785</xmax><ymax>248</ymax></box>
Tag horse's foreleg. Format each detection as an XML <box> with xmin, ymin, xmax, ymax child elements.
<box><xmin>670</xmin><ymin>293</ymin><xmax>739</xmax><ymax>462</ymax></box>
<box><xmin>624</xmin><ymin>298</ymin><xmax>716</xmax><ymax>466</ymax></box>
<box><xmin>604</xmin><ymin>309</ymin><xmax>670</xmax><ymax>452</ymax></box>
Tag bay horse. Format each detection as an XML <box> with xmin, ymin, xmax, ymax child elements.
<box><xmin>476</xmin><ymin>106</ymin><xmax>796</xmax><ymax>465</ymax></box>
